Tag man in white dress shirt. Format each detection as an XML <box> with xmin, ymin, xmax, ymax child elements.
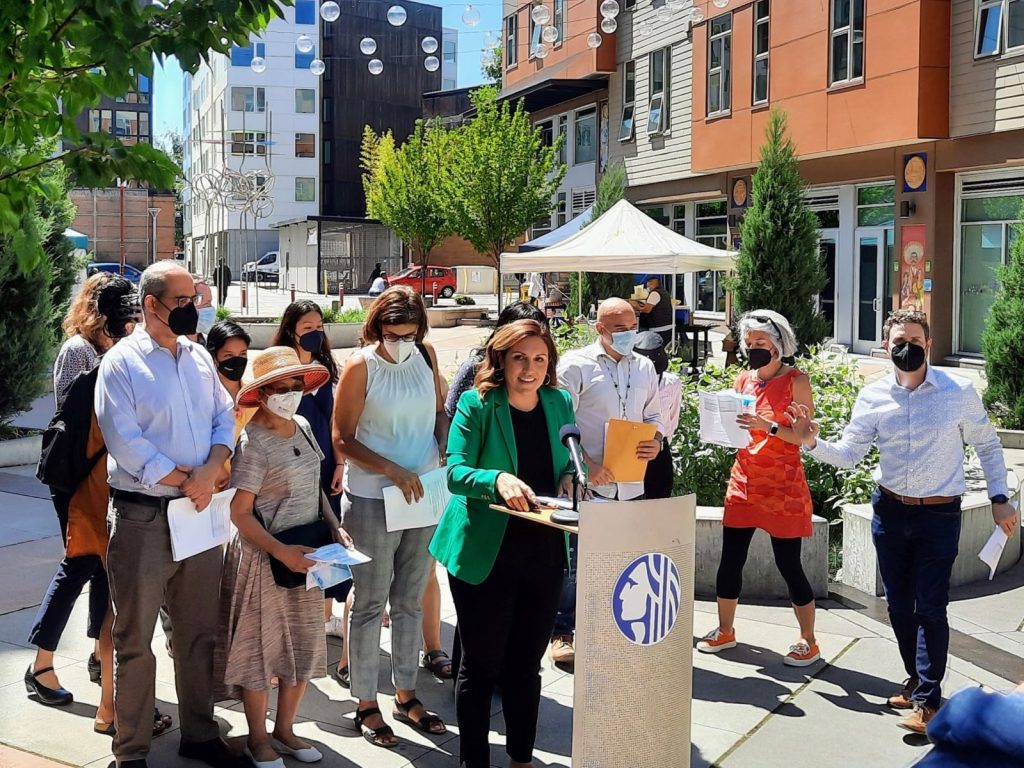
<box><xmin>789</xmin><ymin>309</ymin><xmax>1017</xmax><ymax>734</ymax></box>
<box><xmin>550</xmin><ymin>298</ymin><xmax>665</xmax><ymax>667</ymax></box>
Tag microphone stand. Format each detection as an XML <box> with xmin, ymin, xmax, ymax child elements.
<box><xmin>552</xmin><ymin>468</ymin><xmax>583</xmax><ymax>526</ymax></box>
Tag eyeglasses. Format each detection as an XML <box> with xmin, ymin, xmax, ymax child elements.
<box><xmin>750</xmin><ymin>314</ymin><xmax>783</xmax><ymax>340</ymax></box>
<box><xmin>168</xmin><ymin>294</ymin><xmax>201</xmax><ymax>309</ymax></box>
<box><xmin>382</xmin><ymin>333</ymin><xmax>417</xmax><ymax>343</ymax></box>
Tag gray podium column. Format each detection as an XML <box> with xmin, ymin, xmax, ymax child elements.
<box><xmin>573</xmin><ymin>495</ymin><xmax>696</xmax><ymax>768</ymax></box>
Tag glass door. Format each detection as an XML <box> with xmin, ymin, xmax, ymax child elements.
<box><xmin>818</xmin><ymin>230</ymin><xmax>838</xmax><ymax>338</ymax></box>
<box><xmin>853</xmin><ymin>229</ymin><xmax>886</xmax><ymax>353</ymax></box>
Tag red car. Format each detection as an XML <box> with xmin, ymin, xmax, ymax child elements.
<box><xmin>387</xmin><ymin>265</ymin><xmax>457</xmax><ymax>298</ymax></box>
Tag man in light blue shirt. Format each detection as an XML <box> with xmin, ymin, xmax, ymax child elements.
<box><xmin>789</xmin><ymin>309</ymin><xmax>1018</xmax><ymax>735</ymax></box>
<box><xmin>95</xmin><ymin>261</ymin><xmax>244</xmax><ymax>768</ymax></box>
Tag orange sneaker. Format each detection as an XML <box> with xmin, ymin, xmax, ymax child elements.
<box><xmin>783</xmin><ymin>641</ymin><xmax>821</xmax><ymax>667</ymax></box>
<box><xmin>696</xmin><ymin>628</ymin><xmax>737</xmax><ymax>653</ymax></box>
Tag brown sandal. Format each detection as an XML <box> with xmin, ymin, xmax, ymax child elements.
<box><xmin>94</xmin><ymin>708</ymin><xmax>172</xmax><ymax>737</ymax></box>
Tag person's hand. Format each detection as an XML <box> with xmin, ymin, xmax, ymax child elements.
<box><xmin>589</xmin><ymin>462</ymin><xmax>615</xmax><ymax>486</ymax></box>
<box><xmin>278</xmin><ymin>544</ymin><xmax>316</xmax><ymax>574</ymax></box>
<box><xmin>178</xmin><ymin>465</ymin><xmax>217</xmax><ymax>509</ymax></box>
<box><xmin>214</xmin><ymin>464</ymin><xmax>230</xmax><ymax>491</ymax></box>
<box><xmin>785</xmin><ymin>403</ymin><xmax>820</xmax><ymax>447</ymax></box>
<box><xmin>496</xmin><ymin>472</ymin><xmax>537</xmax><ymax>512</ymax></box>
<box><xmin>636</xmin><ymin>439</ymin><xmax>662</xmax><ymax>461</ymax></box>
<box><xmin>993</xmin><ymin>501</ymin><xmax>1019</xmax><ymax>536</ymax></box>
<box><xmin>557</xmin><ymin>473</ymin><xmax>577</xmax><ymax>499</ymax></box>
<box><xmin>333</xmin><ymin>526</ymin><xmax>354</xmax><ymax>548</ymax></box>
<box><xmin>736</xmin><ymin>413</ymin><xmax>772</xmax><ymax>432</ymax></box>
<box><xmin>330</xmin><ymin>464</ymin><xmax>344</xmax><ymax>495</ymax></box>
<box><xmin>387</xmin><ymin>465</ymin><xmax>424</xmax><ymax>504</ymax></box>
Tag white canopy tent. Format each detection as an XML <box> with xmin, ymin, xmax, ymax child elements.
<box><xmin>500</xmin><ymin>200</ymin><xmax>739</xmax><ymax>345</ymax></box>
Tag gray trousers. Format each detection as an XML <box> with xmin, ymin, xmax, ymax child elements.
<box><xmin>106</xmin><ymin>495</ymin><xmax>222</xmax><ymax>761</ymax></box>
<box><xmin>343</xmin><ymin>493</ymin><xmax>436</xmax><ymax>701</ymax></box>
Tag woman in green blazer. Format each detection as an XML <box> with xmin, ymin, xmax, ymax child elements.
<box><xmin>430</xmin><ymin>319</ymin><xmax>576</xmax><ymax>768</ymax></box>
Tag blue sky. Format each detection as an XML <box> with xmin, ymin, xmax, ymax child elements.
<box><xmin>152</xmin><ymin>2</ymin><xmax>501</xmax><ymax>138</ymax></box>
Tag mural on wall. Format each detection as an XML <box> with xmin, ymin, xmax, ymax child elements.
<box><xmin>900</xmin><ymin>225</ymin><xmax>926</xmax><ymax>311</ymax></box>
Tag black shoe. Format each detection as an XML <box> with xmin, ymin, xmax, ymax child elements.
<box><xmin>114</xmin><ymin>761</ymin><xmax>148</xmax><ymax>768</ymax></box>
<box><xmin>88</xmin><ymin>652</ymin><xmax>102</xmax><ymax>684</ymax></box>
<box><xmin>24</xmin><ymin>665</ymin><xmax>73</xmax><ymax>706</ymax></box>
<box><xmin>178</xmin><ymin>738</ymin><xmax>250</xmax><ymax>768</ymax></box>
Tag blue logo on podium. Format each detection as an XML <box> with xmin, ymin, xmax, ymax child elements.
<box><xmin>612</xmin><ymin>553</ymin><xmax>681</xmax><ymax>646</ymax></box>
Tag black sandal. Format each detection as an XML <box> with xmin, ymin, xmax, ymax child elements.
<box><xmin>393</xmin><ymin>696</ymin><xmax>446</xmax><ymax>734</ymax></box>
<box><xmin>331</xmin><ymin>664</ymin><xmax>350</xmax><ymax>688</ymax></box>
<box><xmin>354</xmin><ymin>706</ymin><xmax>397</xmax><ymax>748</ymax></box>
<box><xmin>421</xmin><ymin>649</ymin><xmax>453</xmax><ymax>680</ymax></box>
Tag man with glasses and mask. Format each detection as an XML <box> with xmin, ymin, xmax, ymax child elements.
<box><xmin>95</xmin><ymin>261</ymin><xmax>244</xmax><ymax>768</ymax></box>
<box><xmin>788</xmin><ymin>308</ymin><xmax>1017</xmax><ymax>735</ymax></box>
<box><xmin>552</xmin><ymin>297</ymin><xmax>664</xmax><ymax>668</ymax></box>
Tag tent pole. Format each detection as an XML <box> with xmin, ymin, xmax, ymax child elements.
<box><xmin>671</xmin><ymin>271</ymin><xmax>677</xmax><ymax>351</ymax></box>
<box><xmin>578</xmin><ymin>271</ymin><xmax>583</xmax><ymax>318</ymax></box>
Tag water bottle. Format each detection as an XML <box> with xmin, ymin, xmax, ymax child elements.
<box><xmin>740</xmin><ymin>394</ymin><xmax>756</xmax><ymax>415</ymax></box>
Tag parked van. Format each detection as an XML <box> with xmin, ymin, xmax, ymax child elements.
<box><xmin>242</xmin><ymin>250</ymin><xmax>280</xmax><ymax>282</ymax></box>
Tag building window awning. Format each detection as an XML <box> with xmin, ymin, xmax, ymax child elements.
<box><xmin>499</xmin><ymin>78</ymin><xmax>607</xmax><ymax>113</ymax></box>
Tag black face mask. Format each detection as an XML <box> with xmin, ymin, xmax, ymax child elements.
<box><xmin>890</xmin><ymin>341</ymin><xmax>926</xmax><ymax>372</ymax></box>
<box><xmin>746</xmin><ymin>348</ymin><xmax>774</xmax><ymax>370</ymax></box>
<box><xmin>217</xmin><ymin>356</ymin><xmax>247</xmax><ymax>382</ymax></box>
<box><xmin>299</xmin><ymin>329</ymin><xmax>325</xmax><ymax>353</ymax></box>
<box><xmin>158</xmin><ymin>300</ymin><xmax>199</xmax><ymax>336</ymax></box>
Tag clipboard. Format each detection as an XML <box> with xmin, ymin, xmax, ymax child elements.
<box><xmin>603</xmin><ymin>418</ymin><xmax>657</xmax><ymax>483</ymax></box>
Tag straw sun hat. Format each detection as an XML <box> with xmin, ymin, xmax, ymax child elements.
<box><xmin>236</xmin><ymin>346</ymin><xmax>331</xmax><ymax>408</ymax></box>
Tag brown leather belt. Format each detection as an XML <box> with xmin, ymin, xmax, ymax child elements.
<box><xmin>880</xmin><ymin>486</ymin><xmax>960</xmax><ymax>506</ymax></box>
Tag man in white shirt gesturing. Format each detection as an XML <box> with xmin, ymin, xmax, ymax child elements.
<box><xmin>788</xmin><ymin>308</ymin><xmax>1017</xmax><ymax>735</ymax></box>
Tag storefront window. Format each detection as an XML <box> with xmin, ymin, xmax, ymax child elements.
<box><xmin>856</xmin><ymin>184</ymin><xmax>895</xmax><ymax>226</ymax></box>
<box><xmin>696</xmin><ymin>200</ymin><xmax>728</xmax><ymax>313</ymax></box>
<box><xmin>641</xmin><ymin>206</ymin><xmax>669</xmax><ymax>225</ymax></box>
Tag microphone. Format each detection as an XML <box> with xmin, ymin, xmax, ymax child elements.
<box><xmin>559</xmin><ymin>424</ymin><xmax>587</xmax><ymax>487</ymax></box>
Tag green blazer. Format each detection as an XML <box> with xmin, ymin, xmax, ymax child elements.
<box><xmin>429</xmin><ymin>385</ymin><xmax>576</xmax><ymax>586</ymax></box>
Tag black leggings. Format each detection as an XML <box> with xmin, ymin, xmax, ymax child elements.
<box><xmin>716</xmin><ymin>526</ymin><xmax>814</xmax><ymax>606</ymax></box>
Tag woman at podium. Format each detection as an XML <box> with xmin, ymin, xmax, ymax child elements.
<box><xmin>431</xmin><ymin>319</ymin><xmax>577</xmax><ymax>768</ymax></box>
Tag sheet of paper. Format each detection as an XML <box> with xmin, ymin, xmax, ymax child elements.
<box><xmin>978</xmin><ymin>526</ymin><xmax>1009</xmax><ymax>580</ymax></box>
<box><xmin>535</xmin><ymin>495</ymin><xmax>575</xmax><ymax>511</ymax></box>
<box><xmin>383</xmin><ymin>466</ymin><xmax>451</xmax><ymax>532</ymax></box>
<box><xmin>307</xmin><ymin>543</ymin><xmax>372</xmax><ymax>566</ymax></box>
<box><xmin>698</xmin><ymin>390</ymin><xmax>751</xmax><ymax>449</ymax></box>
<box><xmin>167</xmin><ymin>489</ymin><xmax>236</xmax><ymax>562</ymax></box>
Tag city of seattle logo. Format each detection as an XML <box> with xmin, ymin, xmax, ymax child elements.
<box><xmin>612</xmin><ymin>553</ymin><xmax>681</xmax><ymax>646</ymax></box>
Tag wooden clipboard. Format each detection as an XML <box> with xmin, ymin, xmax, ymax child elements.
<box><xmin>489</xmin><ymin>504</ymin><xmax>579</xmax><ymax>533</ymax></box>
<box><xmin>603</xmin><ymin>418</ymin><xmax>657</xmax><ymax>483</ymax></box>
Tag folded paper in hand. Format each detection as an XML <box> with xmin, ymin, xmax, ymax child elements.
<box><xmin>167</xmin><ymin>489</ymin><xmax>236</xmax><ymax>562</ymax></box>
<box><xmin>383</xmin><ymin>466</ymin><xmax>451</xmax><ymax>532</ymax></box>
<box><xmin>699</xmin><ymin>391</ymin><xmax>751</xmax><ymax>449</ymax></box>
<box><xmin>978</xmin><ymin>526</ymin><xmax>1009</xmax><ymax>581</ymax></box>
<box><xmin>306</xmin><ymin>562</ymin><xmax>352</xmax><ymax>591</ymax></box>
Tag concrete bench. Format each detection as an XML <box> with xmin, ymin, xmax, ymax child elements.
<box><xmin>425</xmin><ymin>305</ymin><xmax>488</xmax><ymax>329</ymax></box>
<box><xmin>694</xmin><ymin>507</ymin><xmax>830</xmax><ymax>599</ymax></box>
<box><xmin>840</xmin><ymin>472</ymin><xmax>1022</xmax><ymax>596</ymax></box>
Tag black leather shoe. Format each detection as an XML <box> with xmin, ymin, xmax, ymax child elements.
<box><xmin>24</xmin><ymin>665</ymin><xmax>73</xmax><ymax>706</ymax></box>
<box><xmin>178</xmin><ymin>738</ymin><xmax>250</xmax><ymax>768</ymax></box>
<box><xmin>88</xmin><ymin>652</ymin><xmax>102</xmax><ymax>684</ymax></box>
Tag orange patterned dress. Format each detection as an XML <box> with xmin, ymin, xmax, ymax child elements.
<box><xmin>723</xmin><ymin>368</ymin><xmax>812</xmax><ymax>538</ymax></box>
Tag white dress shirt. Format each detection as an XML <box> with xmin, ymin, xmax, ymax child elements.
<box><xmin>95</xmin><ymin>326</ymin><xmax>236</xmax><ymax>497</ymax></box>
<box><xmin>808</xmin><ymin>366</ymin><xmax>1009</xmax><ymax>499</ymax></box>
<box><xmin>659</xmin><ymin>371</ymin><xmax>683</xmax><ymax>439</ymax></box>
<box><xmin>558</xmin><ymin>341</ymin><xmax>664</xmax><ymax>500</ymax></box>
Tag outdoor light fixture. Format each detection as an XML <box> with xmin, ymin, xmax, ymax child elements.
<box><xmin>899</xmin><ymin>200</ymin><xmax>917</xmax><ymax>218</ymax></box>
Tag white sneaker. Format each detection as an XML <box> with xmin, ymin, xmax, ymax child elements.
<box><xmin>273</xmin><ymin>739</ymin><xmax>323</xmax><ymax>763</ymax></box>
<box><xmin>324</xmin><ymin>616</ymin><xmax>345</xmax><ymax>638</ymax></box>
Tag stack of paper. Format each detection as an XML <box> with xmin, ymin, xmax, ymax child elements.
<box><xmin>167</xmin><ymin>489</ymin><xmax>237</xmax><ymax>562</ymax></box>
<box><xmin>383</xmin><ymin>466</ymin><xmax>452</xmax><ymax>532</ymax></box>
<box><xmin>698</xmin><ymin>391</ymin><xmax>751</xmax><ymax>449</ymax></box>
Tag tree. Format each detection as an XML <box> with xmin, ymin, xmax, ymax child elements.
<box><xmin>158</xmin><ymin>131</ymin><xmax>186</xmax><ymax>251</ymax></box>
<box><xmin>446</xmin><ymin>86</ymin><xmax>566</xmax><ymax>273</ymax></box>
<box><xmin>41</xmin><ymin>155</ymin><xmax>81</xmax><ymax>340</ymax></box>
<box><xmin>0</xmin><ymin>0</ymin><xmax>285</xmax><ymax>273</ymax></box>
<box><xmin>730</xmin><ymin>109</ymin><xmax>829</xmax><ymax>349</ymax></box>
<box><xmin>361</xmin><ymin>120</ymin><xmax>453</xmax><ymax>296</ymax></box>
<box><xmin>982</xmin><ymin>207</ymin><xmax>1024</xmax><ymax>429</ymax></box>
<box><xmin>482</xmin><ymin>44</ymin><xmax>502</xmax><ymax>85</ymax></box>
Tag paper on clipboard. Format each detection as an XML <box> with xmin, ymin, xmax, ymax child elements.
<box><xmin>383</xmin><ymin>466</ymin><xmax>451</xmax><ymax>532</ymax></box>
<box><xmin>698</xmin><ymin>391</ymin><xmax>751</xmax><ymax>449</ymax></box>
<box><xmin>167</xmin><ymin>489</ymin><xmax>236</xmax><ymax>562</ymax></box>
<box><xmin>603</xmin><ymin>419</ymin><xmax>658</xmax><ymax>483</ymax></box>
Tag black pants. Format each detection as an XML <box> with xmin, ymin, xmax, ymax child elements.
<box><xmin>449</xmin><ymin>529</ymin><xmax>564</xmax><ymax>768</ymax></box>
<box><xmin>28</xmin><ymin>491</ymin><xmax>108</xmax><ymax>651</ymax></box>
<box><xmin>644</xmin><ymin>439</ymin><xmax>674</xmax><ymax>499</ymax></box>
<box><xmin>716</xmin><ymin>526</ymin><xmax>814</xmax><ymax>606</ymax></box>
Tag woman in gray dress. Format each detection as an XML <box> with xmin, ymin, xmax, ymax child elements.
<box><xmin>217</xmin><ymin>347</ymin><xmax>353</xmax><ymax>768</ymax></box>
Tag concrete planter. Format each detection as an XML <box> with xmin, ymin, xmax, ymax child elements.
<box><xmin>237</xmin><ymin>322</ymin><xmax>363</xmax><ymax>351</ymax></box>
<box><xmin>0</xmin><ymin>434</ymin><xmax>42</xmax><ymax>469</ymax></box>
<box><xmin>997</xmin><ymin>428</ymin><xmax>1024</xmax><ymax>450</ymax></box>
<box><xmin>425</xmin><ymin>305</ymin><xmax>488</xmax><ymax>329</ymax></box>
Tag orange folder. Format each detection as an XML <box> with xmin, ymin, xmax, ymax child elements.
<box><xmin>603</xmin><ymin>418</ymin><xmax>658</xmax><ymax>483</ymax></box>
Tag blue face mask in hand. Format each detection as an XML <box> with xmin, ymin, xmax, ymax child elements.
<box><xmin>610</xmin><ymin>330</ymin><xmax>637</xmax><ymax>356</ymax></box>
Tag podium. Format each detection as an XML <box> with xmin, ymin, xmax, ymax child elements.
<box><xmin>493</xmin><ymin>496</ymin><xmax>697</xmax><ymax>768</ymax></box>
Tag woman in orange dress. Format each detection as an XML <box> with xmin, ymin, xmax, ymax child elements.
<box><xmin>697</xmin><ymin>310</ymin><xmax>820</xmax><ymax>667</ymax></box>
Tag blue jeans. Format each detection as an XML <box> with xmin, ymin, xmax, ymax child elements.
<box><xmin>552</xmin><ymin>533</ymin><xmax>577</xmax><ymax>636</ymax></box>
<box><xmin>871</xmin><ymin>489</ymin><xmax>961</xmax><ymax>709</ymax></box>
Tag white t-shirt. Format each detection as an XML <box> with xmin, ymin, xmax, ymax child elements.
<box><xmin>369</xmin><ymin>276</ymin><xmax>386</xmax><ymax>293</ymax></box>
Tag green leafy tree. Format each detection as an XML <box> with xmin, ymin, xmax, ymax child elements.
<box><xmin>982</xmin><ymin>207</ymin><xmax>1024</xmax><ymax>429</ymax></box>
<box><xmin>0</xmin><ymin>0</ymin><xmax>286</xmax><ymax>272</ymax></box>
<box><xmin>446</xmin><ymin>86</ymin><xmax>566</xmax><ymax>271</ymax></box>
<box><xmin>158</xmin><ymin>131</ymin><xmax>186</xmax><ymax>251</ymax></box>
<box><xmin>482</xmin><ymin>44</ymin><xmax>502</xmax><ymax>85</ymax></box>
<box><xmin>41</xmin><ymin>155</ymin><xmax>81</xmax><ymax>339</ymax></box>
<box><xmin>361</xmin><ymin>120</ymin><xmax>453</xmax><ymax>296</ymax></box>
<box><xmin>730</xmin><ymin>109</ymin><xmax>829</xmax><ymax>349</ymax></box>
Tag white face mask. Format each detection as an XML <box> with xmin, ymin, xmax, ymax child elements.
<box><xmin>383</xmin><ymin>339</ymin><xmax>416</xmax><ymax>364</ymax></box>
<box><xmin>264</xmin><ymin>390</ymin><xmax>302</xmax><ymax>419</ymax></box>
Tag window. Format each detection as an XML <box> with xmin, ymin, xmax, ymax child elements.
<box><xmin>642</xmin><ymin>206</ymin><xmax>669</xmax><ymax>226</ymax></box>
<box><xmin>323</xmin><ymin>139</ymin><xmax>331</xmax><ymax>164</ymax></box>
<box><xmin>296</xmin><ymin>48</ymin><xmax>315</xmax><ymax>69</ymax></box>
<box><xmin>89</xmin><ymin>109</ymin><xmax>113</xmax><ymax>134</ymax></box>
<box><xmin>671</xmin><ymin>204</ymin><xmax>686</xmax><ymax>234</ymax></box>
<box><xmin>856</xmin><ymin>184</ymin><xmax>895</xmax><ymax>226</ymax></box>
<box><xmin>323</xmin><ymin>97</ymin><xmax>332</xmax><ymax>122</ymax></box>
<box><xmin>230</xmin><ymin>42</ymin><xmax>266</xmax><ymax>67</ymax></box>
<box><xmin>624</xmin><ymin>0</ymin><xmax>636</xmax><ymax>8</ymax></box>
<box><xmin>554</xmin><ymin>0</ymin><xmax>566</xmax><ymax>44</ymax></box>
<box><xmin>114</xmin><ymin>111</ymin><xmax>139</xmax><ymax>142</ymax></box>
<box><xmin>231</xmin><ymin>86</ymin><xmax>265</xmax><ymax>112</ymax></box>
<box><xmin>295</xmin><ymin>133</ymin><xmax>315</xmax><ymax>158</ymax></box>
<box><xmin>648</xmin><ymin>47</ymin><xmax>670</xmax><ymax>134</ymax></box>
<box><xmin>295</xmin><ymin>0</ymin><xmax>316</xmax><ymax>24</ymax></box>
<box><xmin>707</xmin><ymin>15</ymin><xmax>731</xmax><ymax>116</ymax></box>
<box><xmin>695</xmin><ymin>200</ymin><xmax>728</xmax><ymax>313</ymax></box>
<box><xmin>295</xmin><ymin>88</ymin><xmax>316</xmax><ymax>113</ymax></box>
<box><xmin>530</xmin><ymin>9</ymin><xmax>543</xmax><ymax>57</ymax></box>
<box><xmin>539</xmin><ymin>120</ymin><xmax>554</xmax><ymax>148</ymax></box>
<box><xmin>443</xmin><ymin>39</ymin><xmax>456</xmax><ymax>63</ymax></box>
<box><xmin>295</xmin><ymin>177</ymin><xmax>316</xmax><ymax>202</ymax></box>
<box><xmin>231</xmin><ymin>131</ymin><xmax>267</xmax><ymax>156</ymax></box>
<box><xmin>976</xmin><ymin>0</ymin><xmax>1024</xmax><ymax>56</ymax></box>
<box><xmin>506</xmin><ymin>14</ymin><xmax>518</xmax><ymax>67</ymax></box>
<box><xmin>556</xmin><ymin>114</ymin><xmax>568</xmax><ymax>164</ymax></box>
<box><xmin>574</xmin><ymin>107</ymin><xmax>596</xmax><ymax>164</ymax></box>
<box><xmin>556</xmin><ymin>192</ymin><xmax>568</xmax><ymax>227</ymax></box>
<box><xmin>830</xmin><ymin>0</ymin><xmax>864</xmax><ymax>85</ymax></box>
<box><xmin>571</xmin><ymin>188</ymin><xmax>596</xmax><ymax>217</ymax></box>
<box><xmin>620</xmin><ymin>60</ymin><xmax>636</xmax><ymax>141</ymax></box>
<box><xmin>752</xmin><ymin>0</ymin><xmax>769</xmax><ymax>104</ymax></box>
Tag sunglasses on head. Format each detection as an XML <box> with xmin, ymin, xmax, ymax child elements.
<box><xmin>751</xmin><ymin>314</ymin><xmax>783</xmax><ymax>340</ymax></box>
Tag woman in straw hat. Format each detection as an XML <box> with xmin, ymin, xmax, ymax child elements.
<box><xmin>216</xmin><ymin>346</ymin><xmax>352</xmax><ymax>768</ymax></box>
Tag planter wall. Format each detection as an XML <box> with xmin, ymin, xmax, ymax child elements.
<box><xmin>0</xmin><ymin>435</ymin><xmax>42</xmax><ymax>469</ymax></box>
<box><xmin>997</xmin><ymin>428</ymin><xmax>1024</xmax><ymax>450</ymax></box>
<box><xmin>237</xmin><ymin>322</ymin><xmax>363</xmax><ymax>351</ymax></box>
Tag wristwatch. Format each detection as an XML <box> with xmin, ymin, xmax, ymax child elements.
<box><xmin>990</xmin><ymin>494</ymin><xmax>1009</xmax><ymax>505</ymax></box>
<box><xmin>768</xmin><ymin>422</ymin><xmax>780</xmax><ymax>436</ymax></box>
